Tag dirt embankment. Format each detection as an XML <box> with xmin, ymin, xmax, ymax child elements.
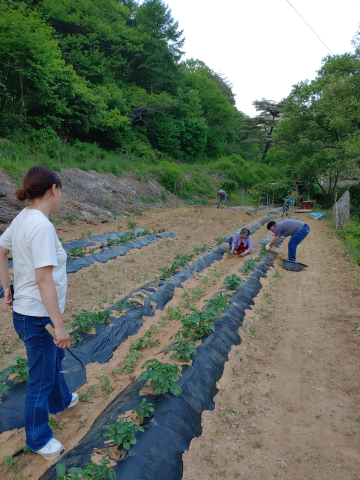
<box><xmin>0</xmin><ymin>168</ymin><xmax>184</xmax><ymax>234</ymax></box>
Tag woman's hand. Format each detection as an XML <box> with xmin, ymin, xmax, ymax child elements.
<box><xmin>53</xmin><ymin>324</ymin><xmax>71</xmax><ymax>349</ymax></box>
<box><xmin>4</xmin><ymin>287</ymin><xmax>13</xmax><ymax>309</ymax></box>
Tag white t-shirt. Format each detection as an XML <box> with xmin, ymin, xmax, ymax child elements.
<box><xmin>0</xmin><ymin>208</ymin><xmax>67</xmax><ymax>316</ymax></box>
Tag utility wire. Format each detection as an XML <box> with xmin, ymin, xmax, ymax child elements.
<box><xmin>286</xmin><ymin>0</ymin><xmax>334</xmax><ymax>55</ymax></box>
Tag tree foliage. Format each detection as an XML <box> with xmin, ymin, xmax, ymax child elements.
<box><xmin>268</xmin><ymin>50</ymin><xmax>360</xmax><ymax>200</ymax></box>
<box><xmin>0</xmin><ymin>0</ymin><xmax>247</xmax><ymax>162</ymax></box>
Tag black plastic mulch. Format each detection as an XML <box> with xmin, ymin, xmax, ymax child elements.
<box><xmin>40</xmin><ymin>251</ymin><xmax>279</xmax><ymax>480</ymax></box>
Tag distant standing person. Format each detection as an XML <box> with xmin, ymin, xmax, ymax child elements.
<box><xmin>216</xmin><ymin>189</ymin><xmax>227</xmax><ymax>208</ymax></box>
<box><xmin>266</xmin><ymin>219</ymin><xmax>310</xmax><ymax>262</ymax></box>
<box><xmin>0</xmin><ymin>166</ymin><xmax>78</xmax><ymax>460</ymax></box>
<box><xmin>228</xmin><ymin>227</ymin><xmax>254</xmax><ymax>256</ymax></box>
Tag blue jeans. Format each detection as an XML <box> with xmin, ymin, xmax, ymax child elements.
<box><xmin>288</xmin><ymin>224</ymin><xmax>310</xmax><ymax>261</ymax></box>
<box><xmin>13</xmin><ymin>312</ymin><xmax>72</xmax><ymax>451</ymax></box>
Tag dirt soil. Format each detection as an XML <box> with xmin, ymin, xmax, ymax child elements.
<box><xmin>0</xmin><ymin>204</ymin><xmax>359</xmax><ymax>480</ymax></box>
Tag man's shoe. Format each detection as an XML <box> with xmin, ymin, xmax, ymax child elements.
<box><xmin>68</xmin><ymin>393</ymin><xmax>79</xmax><ymax>408</ymax></box>
<box><xmin>36</xmin><ymin>437</ymin><xmax>65</xmax><ymax>460</ymax></box>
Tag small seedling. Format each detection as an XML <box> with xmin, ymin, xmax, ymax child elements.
<box><xmin>0</xmin><ymin>356</ymin><xmax>29</xmax><ymax>382</ymax></box>
<box><xmin>56</xmin><ymin>456</ymin><xmax>115</xmax><ymax>480</ymax></box>
<box><xmin>67</xmin><ymin>309</ymin><xmax>110</xmax><ymax>333</ymax></box>
<box><xmin>181</xmin><ymin>310</ymin><xmax>215</xmax><ymax>340</ymax></box>
<box><xmin>0</xmin><ymin>455</ymin><xmax>26</xmax><ymax>480</ymax></box>
<box><xmin>100</xmin><ymin>376</ymin><xmax>113</xmax><ymax>395</ymax></box>
<box><xmin>0</xmin><ymin>382</ymin><xmax>10</xmax><ymax>400</ymax></box>
<box><xmin>223</xmin><ymin>274</ymin><xmax>241</xmax><ymax>291</ymax></box>
<box><xmin>79</xmin><ymin>391</ymin><xmax>93</xmax><ymax>402</ymax></box>
<box><xmin>67</xmin><ymin>246</ymin><xmax>87</xmax><ymax>258</ymax></box>
<box><xmin>104</xmin><ymin>418</ymin><xmax>144</xmax><ymax>449</ymax></box>
<box><xmin>134</xmin><ymin>399</ymin><xmax>154</xmax><ymax>422</ymax></box>
<box><xmin>140</xmin><ymin>359</ymin><xmax>182</xmax><ymax>396</ymax></box>
<box><xmin>170</xmin><ymin>332</ymin><xmax>197</xmax><ymax>362</ymax></box>
<box><xmin>214</xmin><ymin>237</ymin><xmax>225</xmax><ymax>246</ymax></box>
<box><xmin>127</xmin><ymin>221</ymin><xmax>137</xmax><ymax>229</ymax></box>
<box><xmin>48</xmin><ymin>417</ymin><xmax>64</xmax><ymax>432</ymax></box>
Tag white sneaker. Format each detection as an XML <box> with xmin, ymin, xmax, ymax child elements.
<box><xmin>68</xmin><ymin>393</ymin><xmax>79</xmax><ymax>408</ymax></box>
<box><xmin>36</xmin><ymin>437</ymin><xmax>65</xmax><ymax>460</ymax></box>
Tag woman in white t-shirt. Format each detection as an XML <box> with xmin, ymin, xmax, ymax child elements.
<box><xmin>0</xmin><ymin>166</ymin><xmax>78</xmax><ymax>460</ymax></box>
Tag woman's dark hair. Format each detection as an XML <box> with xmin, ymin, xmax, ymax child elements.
<box><xmin>240</xmin><ymin>228</ymin><xmax>250</xmax><ymax>237</ymax></box>
<box><xmin>267</xmin><ymin>221</ymin><xmax>276</xmax><ymax>230</ymax></box>
<box><xmin>14</xmin><ymin>166</ymin><xmax>62</xmax><ymax>202</ymax></box>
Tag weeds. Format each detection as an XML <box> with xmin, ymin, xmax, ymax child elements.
<box><xmin>48</xmin><ymin>417</ymin><xmax>64</xmax><ymax>432</ymax></box>
<box><xmin>0</xmin><ymin>455</ymin><xmax>25</xmax><ymax>480</ymax></box>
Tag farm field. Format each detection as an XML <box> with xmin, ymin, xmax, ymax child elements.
<box><xmin>0</xmin><ymin>206</ymin><xmax>359</xmax><ymax>479</ymax></box>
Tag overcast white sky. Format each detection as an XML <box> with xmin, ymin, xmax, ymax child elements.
<box><xmin>165</xmin><ymin>0</ymin><xmax>360</xmax><ymax>117</ymax></box>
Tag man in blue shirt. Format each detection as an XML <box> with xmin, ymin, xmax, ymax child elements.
<box><xmin>266</xmin><ymin>219</ymin><xmax>310</xmax><ymax>262</ymax></box>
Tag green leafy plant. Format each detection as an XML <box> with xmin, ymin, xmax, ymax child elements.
<box><xmin>206</xmin><ymin>293</ymin><xmax>231</xmax><ymax>315</ymax></box>
<box><xmin>223</xmin><ymin>274</ymin><xmax>242</xmax><ymax>291</ymax></box>
<box><xmin>170</xmin><ymin>332</ymin><xmax>197</xmax><ymax>362</ymax></box>
<box><xmin>0</xmin><ymin>455</ymin><xmax>25</xmax><ymax>480</ymax></box>
<box><xmin>140</xmin><ymin>359</ymin><xmax>182</xmax><ymax>396</ymax></box>
<box><xmin>104</xmin><ymin>418</ymin><xmax>144</xmax><ymax>449</ymax></box>
<box><xmin>127</xmin><ymin>221</ymin><xmax>137</xmax><ymax>229</ymax></box>
<box><xmin>79</xmin><ymin>391</ymin><xmax>93</xmax><ymax>402</ymax></box>
<box><xmin>113</xmin><ymin>324</ymin><xmax>159</xmax><ymax>374</ymax></box>
<box><xmin>166</xmin><ymin>306</ymin><xmax>184</xmax><ymax>322</ymax></box>
<box><xmin>159</xmin><ymin>245</ymin><xmax>208</xmax><ymax>279</ymax></box>
<box><xmin>115</xmin><ymin>300</ymin><xmax>130</xmax><ymax>312</ymax></box>
<box><xmin>56</xmin><ymin>456</ymin><xmax>116</xmax><ymax>480</ymax></box>
<box><xmin>66</xmin><ymin>246</ymin><xmax>87</xmax><ymax>258</ymax></box>
<box><xmin>48</xmin><ymin>417</ymin><xmax>64</xmax><ymax>432</ymax></box>
<box><xmin>239</xmin><ymin>258</ymin><xmax>259</xmax><ymax>275</ymax></box>
<box><xmin>99</xmin><ymin>376</ymin><xmax>112</xmax><ymax>395</ymax></box>
<box><xmin>0</xmin><ymin>356</ymin><xmax>29</xmax><ymax>382</ymax></box>
<box><xmin>67</xmin><ymin>309</ymin><xmax>110</xmax><ymax>333</ymax></box>
<box><xmin>134</xmin><ymin>399</ymin><xmax>154</xmax><ymax>423</ymax></box>
<box><xmin>214</xmin><ymin>237</ymin><xmax>225</xmax><ymax>246</ymax></box>
<box><xmin>181</xmin><ymin>310</ymin><xmax>215</xmax><ymax>340</ymax></box>
<box><xmin>70</xmin><ymin>332</ymin><xmax>82</xmax><ymax>345</ymax></box>
<box><xmin>0</xmin><ymin>382</ymin><xmax>10</xmax><ymax>400</ymax></box>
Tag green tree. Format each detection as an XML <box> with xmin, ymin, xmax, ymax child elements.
<box><xmin>0</xmin><ymin>2</ymin><xmax>78</xmax><ymax>135</ymax></box>
<box><xmin>269</xmin><ymin>52</ymin><xmax>360</xmax><ymax>201</ymax></box>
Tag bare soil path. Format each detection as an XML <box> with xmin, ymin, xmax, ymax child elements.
<box><xmin>0</xmin><ymin>207</ymin><xmax>359</xmax><ymax>480</ymax></box>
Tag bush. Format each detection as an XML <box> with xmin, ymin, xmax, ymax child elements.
<box><xmin>220</xmin><ymin>179</ymin><xmax>238</xmax><ymax>195</ymax></box>
<box><xmin>152</xmin><ymin>161</ymin><xmax>188</xmax><ymax>194</ymax></box>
